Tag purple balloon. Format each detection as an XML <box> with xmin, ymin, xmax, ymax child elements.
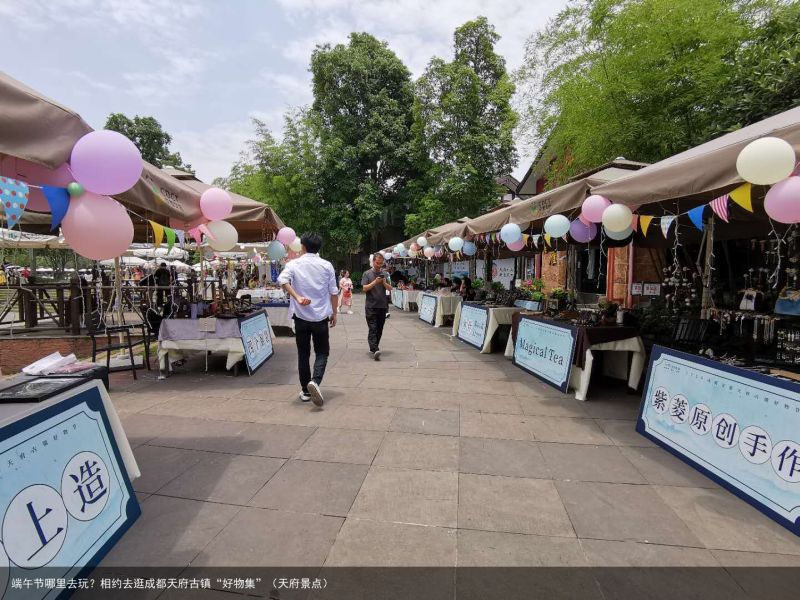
<box><xmin>70</xmin><ymin>130</ymin><xmax>143</xmax><ymax>195</ymax></box>
<box><xmin>570</xmin><ymin>218</ymin><xmax>597</xmax><ymax>243</ymax></box>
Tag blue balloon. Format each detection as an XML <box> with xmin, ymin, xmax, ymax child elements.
<box><xmin>267</xmin><ymin>241</ymin><xmax>287</xmax><ymax>260</ymax></box>
<box><xmin>462</xmin><ymin>241</ymin><xmax>477</xmax><ymax>256</ymax></box>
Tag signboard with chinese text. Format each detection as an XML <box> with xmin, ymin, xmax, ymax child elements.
<box><xmin>418</xmin><ymin>293</ymin><xmax>437</xmax><ymax>325</ymax></box>
<box><xmin>643</xmin><ymin>283</ymin><xmax>661</xmax><ymax>296</ymax></box>
<box><xmin>457</xmin><ymin>303</ymin><xmax>490</xmax><ymax>350</ymax></box>
<box><xmin>491</xmin><ymin>258</ymin><xmax>515</xmax><ymax>290</ymax></box>
<box><xmin>238</xmin><ymin>310</ymin><xmax>274</xmax><ymax>375</ymax></box>
<box><xmin>513</xmin><ymin>317</ymin><xmax>577</xmax><ymax>393</ymax></box>
<box><xmin>638</xmin><ymin>346</ymin><xmax>800</xmax><ymax>536</ymax></box>
<box><xmin>450</xmin><ymin>261</ymin><xmax>469</xmax><ymax>279</ymax></box>
<box><xmin>631</xmin><ymin>282</ymin><xmax>643</xmax><ymax>296</ymax></box>
<box><xmin>0</xmin><ymin>382</ymin><xmax>140</xmax><ymax>598</ymax></box>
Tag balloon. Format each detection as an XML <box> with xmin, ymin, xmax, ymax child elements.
<box><xmin>276</xmin><ymin>226</ymin><xmax>296</xmax><ymax>246</ymax></box>
<box><xmin>67</xmin><ymin>182</ymin><xmax>84</xmax><ymax>197</ymax></box>
<box><xmin>764</xmin><ymin>176</ymin><xmax>800</xmax><ymax>224</ymax></box>
<box><xmin>544</xmin><ymin>214</ymin><xmax>570</xmax><ymax>238</ymax></box>
<box><xmin>507</xmin><ymin>238</ymin><xmax>526</xmax><ymax>251</ymax></box>
<box><xmin>70</xmin><ymin>130</ymin><xmax>143</xmax><ymax>195</ymax></box>
<box><xmin>601</xmin><ymin>204</ymin><xmax>633</xmax><ymax>232</ymax></box>
<box><xmin>61</xmin><ymin>193</ymin><xmax>133</xmax><ymax>260</ymax></box>
<box><xmin>582</xmin><ymin>195</ymin><xmax>611</xmax><ymax>223</ymax></box>
<box><xmin>289</xmin><ymin>237</ymin><xmax>302</xmax><ymax>252</ymax></box>
<box><xmin>394</xmin><ymin>243</ymin><xmax>405</xmax><ymax>254</ymax></box>
<box><xmin>578</xmin><ymin>213</ymin><xmax>592</xmax><ymax>226</ymax></box>
<box><xmin>570</xmin><ymin>219</ymin><xmax>597</xmax><ymax>243</ymax></box>
<box><xmin>400</xmin><ymin>248</ymin><xmax>408</xmax><ymax>257</ymax></box>
<box><xmin>200</xmin><ymin>187</ymin><xmax>233</xmax><ymax>221</ymax></box>
<box><xmin>267</xmin><ymin>241</ymin><xmax>287</xmax><ymax>260</ymax></box>
<box><xmin>423</xmin><ymin>246</ymin><xmax>435</xmax><ymax>258</ymax></box>
<box><xmin>410</xmin><ymin>243</ymin><xmax>420</xmax><ymax>252</ymax></box>
<box><xmin>1</xmin><ymin>157</ymin><xmax>73</xmax><ymax>212</ymax></box>
<box><xmin>462</xmin><ymin>241</ymin><xmax>477</xmax><ymax>256</ymax></box>
<box><xmin>417</xmin><ymin>236</ymin><xmax>428</xmax><ymax>247</ymax></box>
<box><xmin>206</xmin><ymin>220</ymin><xmax>238</xmax><ymax>251</ymax></box>
<box><xmin>448</xmin><ymin>236</ymin><xmax>464</xmax><ymax>252</ymax></box>
<box><xmin>500</xmin><ymin>223</ymin><xmax>522</xmax><ymax>244</ymax></box>
<box><xmin>736</xmin><ymin>137</ymin><xmax>796</xmax><ymax>185</ymax></box>
<box><xmin>604</xmin><ymin>225</ymin><xmax>633</xmax><ymax>240</ymax></box>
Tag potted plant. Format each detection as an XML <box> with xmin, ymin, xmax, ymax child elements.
<box><xmin>548</xmin><ymin>287</ymin><xmax>569</xmax><ymax>311</ymax></box>
<box><xmin>518</xmin><ymin>278</ymin><xmax>545</xmax><ymax>310</ymax></box>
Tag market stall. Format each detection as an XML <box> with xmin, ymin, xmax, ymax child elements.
<box><xmin>418</xmin><ymin>292</ymin><xmax>461</xmax><ymax>327</ymax></box>
<box><xmin>452</xmin><ymin>301</ymin><xmax>522</xmax><ymax>353</ymax></box>
<box><xmin>507</xmin><ymin>313</ymin><xmax>645</xmax><ymax>400</ymax></box>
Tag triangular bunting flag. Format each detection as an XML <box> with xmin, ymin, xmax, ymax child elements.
<box><xmin>687</xmin><ymin>205</ymin><xmax>705</xmax><ymax>232</ymax></box>
<box><xmin>639</xmin><ymin>215</ymin><xmax>653</xmax><ymax>236</ymax></box>
<box><xmin>730</xmin><ymin>183</ymin><xmax>753</xmax><ymax>212</ymax></box>
<box><xmin>522</xmin><ymin>234</ymin><xmax>530</xmax><ymax>244</ymax></box>
<box><xmin>188</xmin><ymin>227</ymin><xmax>202</xmax><ymax>245</ymax></box>
<box><xmin>532</xmin><ymin>234</ymin><xmax>541</xmax><ymax>247</ymax></box>
<box><xmin>660</xmin><ymin>216</ymin><xmax>675</xmax><ymax>238</ymax></box>
<box><xmin>709</xmin><ymin>194</ymin><xmax>730</xmax><ymax>223</ymax></box>
<box><xmin>42</xmin><ymin>185</ymin><xmax>70</xmax><ymax>231</ymax></box>
<box><xmin>149</xmin><ymin>220</ymin><xmax>165</xmax><ymax>248</ymax></box>
<box><xmin>175</xmin><ymin>229</ymin><xmax>185</xmax><ymax>248</ymax></box>
<box><xmin>0</xmin><ymin>177</ymin><xmax>29</xmax><ymax>228</ymax></box>
<box><xmin>165</xmin><ymin>227</ymin><xmax>176</xmax><ymax>252</ymax></box>
<box><xmin>544</xmin><ymin>233</ymin><xmax>551</xmax><ymax>247</ymax></box>
<box><xmin>630</xmin><ymin>215</ymin><xmax>639</xmax><ymax>232</ymax></box>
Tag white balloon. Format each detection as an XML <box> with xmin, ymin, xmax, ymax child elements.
<box><xmin>423</xmin><ymin>246</ymin><xmax>435</xmax><ymax>258</ymax></box>
<box><xmin>543</xmin><ymin>214</ymin><xmax>570</xmax><ymax>238</ymax></box>
<box><xmin>500</xmin><ymin>223</ymin><xmax>522</xmax><ymax>244</ymax></box>
<box><xmin>417</xmin><ymin>236</ymin><xmax>428</xmax><ymax>247</ymax></box>
<box><xmin>206</xmin><ymin>220</ymin><xmax>238</xmax><ymax>251</ymax></box>
<box><xmin>604</xmin><ymin>225</ymin><xmax>633</xmax><ymax>240</ymax></box>
<box><xmin>448</xmin><ymin>236</ymin><xmax>464</xmax><ymax>251</ymax></box>
<box><xmin>601</xmin><ymin>204</ymin><xmax>633</xmax><ymax>233</ymax></box>
<box><xmin>289</xmin><ymin>237</ymin><xmax>302</xmax><ymax>252</ymax></box>
<box><xmin>736</xmin><ymin>137</ymin><xmax>796</xmax><ymax>185</ymax></box>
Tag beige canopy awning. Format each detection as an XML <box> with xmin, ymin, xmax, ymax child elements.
<box><xmin>592</xmin><ymin>106</ymin><xmax>800</xmax><ymax>208</ymax></box>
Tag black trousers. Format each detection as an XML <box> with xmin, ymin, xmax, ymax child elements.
<box><xmin>294</xmin><ymin>316</ymin><xmax>330</xmax><ymax>393</ymax></box>
<box><xmin>365</xmin><ymin>307</ymin><xmax>387</xmax><ymax>353</ymax></box>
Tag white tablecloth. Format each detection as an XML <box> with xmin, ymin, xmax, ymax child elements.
<box><xmin>265</xmin><ymin>306</ymin><xmax>292</xmax><ymax>330</ymax></box>
<box><xmin>430</xmin><ymin>295</ymin><xmax>461</xmax><ymax>327</ymax></box>
<box><xmin>505</xmin><ymin>330</ymin><xmax>646</xmax><ymax>401</ymax></box>
<box><xmin>403</xmin><ymin>290</ymin><xmax>421</xmax><ymax>311</ymax></box>
<box><xmin>237</xmin><ymin>288</ymin><xmax>286</xmax><ymax>301</ymax></box>
<box><xmin>453</xmin><ymin>305</ymin><xmax>522</xmax><ymax>353</ymax></box>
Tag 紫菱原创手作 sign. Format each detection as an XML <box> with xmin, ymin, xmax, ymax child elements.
<box><xmin>639</xmin><ymin>346</ymin><xmax>800</xmax><ymax>537</ymax></box>
<box><xmin>238</xmin><ymin>310</ymin><xmax>274</xmax><ymax>375</ymax></box>
<box><xmin>457</xmin><ymin>303</ymin><xmax>490</xmax><ymax>350</ymax></box>
<box><xmin>418</xmin><ymin>293</ymin><xmax>437</xmax><ymax>325</ymax></box>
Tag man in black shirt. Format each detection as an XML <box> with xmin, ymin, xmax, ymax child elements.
<box><xmin>361</xmin><ymin>253</ymin><xmax>392</xmax><ymax>360</ymax></box>
<box><xmin>154</xmin><ymin>262</ymin><xmax>172</xmax><ymax>306</ymax></box>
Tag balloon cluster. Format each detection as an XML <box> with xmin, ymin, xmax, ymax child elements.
<box><xmin>737</xmin><ymin>137</ymin><xmax>798</xmax><ymax>224</ymax></box>
<box><xmin>61</xmin><ymin>130</ymin><xmax>143</xmax><ymax>260</ymax></box>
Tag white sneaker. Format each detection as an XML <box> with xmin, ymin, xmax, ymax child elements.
<box><xmin>299</xmin><ymin>391</ymin><xmax>311</xmax><ymax>402</ymax></box>
<box><xmin>307</xmin><ymin>381</ymin><xmax>324</xmax><ymax>407</ymax></box>
<box><xmin>373</xmin><ymin>350</ymin><xmax>381</xmax><ymax>361</ymax></box>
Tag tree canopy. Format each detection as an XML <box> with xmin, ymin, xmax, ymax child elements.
<box><xmin>105</xmin><ymin>113</ymin><xmax>193</xmax><ymax>172</ymax></box>
<box><xmin>515</xmin><ymin>0</ymin><xmax>800</xmax><ymax>188</ymax></box>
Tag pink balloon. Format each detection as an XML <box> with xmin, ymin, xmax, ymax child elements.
<box><xmin>507</xmin><ymin>238</ymin><xmax>526</xmax><ymax>251</ymax></box>
<box><xmin>582</xmin><ymin>195</ymin><xmax>611</xmax><ymax>223</ymax></box>
<box><xmin>410</xmin><ymin>243</ymin><xmax>420</xmax><ymax>252</ymax></box>
<box><xmin>276</xmin><ymin>226</ymin><xmax>296</xmax><ymax>245</ymax></box>
<box><xmin>70</xmin><ymin>130</ymin><xmax>143</xmax><ymax>195</ymax></box>
<box><xmin>764</xmin><ymin>176</ymin><xmax>800</xmax><ymax>224</ymax></box>
<box><xmin>200</xmin><ymin>187</ymin><xmax>233</xmax><ymax>221</ymax></box>
<box><xmin>570</xmin><ymin>218</ymin><xmax>597</xmax><ymax>243</ymax></box>
<box><xmin>578</xmin><ymin>213</ymin><xmax>592</xmax><ymax>226</ymax></box>
<box><xmin>1</xmin><ymin>157</ymin><xmax>73</xmax><ymax>212</ymax></box>
<box><xmin>423</xmin><ymin>246</ymin><xmax>435</xmax><ymax>258</ymax></box>
<box><xmin>62</xmin><ymin>193</ymin><xmax>134</xmax><ymax>260</ymax></box>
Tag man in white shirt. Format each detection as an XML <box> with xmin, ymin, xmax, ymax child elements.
<box><xmin>277</xmin><ymin>233</ymin><xmax>338</xmax><ymax>407</ymax></box>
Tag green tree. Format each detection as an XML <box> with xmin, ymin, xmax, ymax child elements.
<box><xmin>310</xmin><ymin>32</ymin><xmax>416</xmax><ymax>253</ymax></box>
<box><xmin>516</xmin><ymin>0</ymin><xmax>791</xmax><ymax>187</ymax></box>
<box><xmin>406</xmin><ymin>17</ymin><xmax>518</xmax><ymax>234</ymax></box>
<box><xmin>105</xmin><ymin>113</ymin><xmax>193</xmax><ymax>172</ymax></box>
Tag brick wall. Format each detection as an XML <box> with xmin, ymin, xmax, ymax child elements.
<box><xmin>541</xmin><ymin>250</ymin><xmax>567</xmax><ymax>291</ymax></box>
<box><xmin>1</xmin><ymin>337</ymin><xmax>94</xmax><ymax>374</ymax></box>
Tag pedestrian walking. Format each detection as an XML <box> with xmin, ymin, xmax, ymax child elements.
<box><xmin>361</xmin><ymin>253</ymin><xmax>392</xmax><ymax>360</ymax></box>
<box><xmin>338</xmin><ymin>270</ymin><xmax>353</xmax><ymax>314</ymax></box>
<box><xmin>278</xmin><ymin>232</ymin><xmax>338</xmax><ymax>407</ymax></box>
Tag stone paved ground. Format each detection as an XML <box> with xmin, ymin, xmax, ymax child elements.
<box><xmin>98</xmin><ymin>295</ymin><xmax>800</xmax><ymax>594</ymax></box>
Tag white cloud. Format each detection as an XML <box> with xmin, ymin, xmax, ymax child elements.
<box><xmin>259</xmin><ymin>72</ymin><xmax>314</xmax><ymax>105</ymax></box>
<box><xmin>171</xmin><ymin>109</ymin><xmax>285</xmax><ymax>184</ymax></box>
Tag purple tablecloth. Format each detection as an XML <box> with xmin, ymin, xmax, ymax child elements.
<box><xmin>158</xmin><ymin>318</ymin><xmax>242</xmax><ymax>341</ymax></box>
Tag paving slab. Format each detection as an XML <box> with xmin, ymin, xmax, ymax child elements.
<box><xmin>459</xmin><ymin>437</ymin><xmax>550</xmax><ymax>479</ymax></box>
<box><xmin>294</xmin><ymin>428</ymin><xmax>385</xmax><ymax>464</ymax></box>
<box><xmin>390</xmin><ymin>407</ymin><xmax>460</xmax><ymax>436</ymax></box>
<box><xmin>373</xmin><ymin>432</ymin><xmax>459</xmax><ymax>471</ymax></box>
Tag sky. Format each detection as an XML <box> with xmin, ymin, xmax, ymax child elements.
<box><xmin>1</xmin><ymin>0</ymin><xmax>567</xmax><ymax>184</ymax></box>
